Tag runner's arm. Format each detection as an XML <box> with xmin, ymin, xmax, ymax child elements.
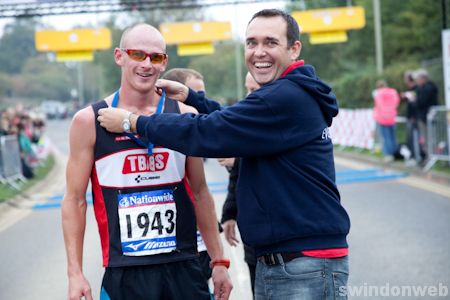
<box><xmin>186</xmin><ymin>156</ymin><xmax>233</xmax><ymax>300</ymax></box>
<box><xmin>186</xmin><ymin>157</ymin><xmax>223</xmax><ymax>260</ymax></box>
<box><xmin>61</xmin><ymin>107</ymin><xmax>95</xmax><ymax>300</ymax></box>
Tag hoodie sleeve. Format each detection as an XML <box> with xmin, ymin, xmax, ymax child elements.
<box><xmin>137</xmin><ymin>82</ymin><xmax>332</xmax><ymax>158</ymax></box>
<box><xmin>184</xmin><ymin>88</ymin><xmax>222</xmax><ymax>113</ymax></box>
<box><xmin>136</xmin><ymin>92</ymin><xmax>289</xmax><ymax>158</ymax></box>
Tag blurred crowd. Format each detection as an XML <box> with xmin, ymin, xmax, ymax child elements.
<box><xmin>0</xmin><ymin>104</ymin><xmax>47</xmax><ymax>179</ymax></box>
<box><xmin>373</xmin><ymin>68</ymin><xmax>438</xmax><ymax>165</ymax></box>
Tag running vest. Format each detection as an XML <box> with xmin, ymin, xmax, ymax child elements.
<box><xmin>91</xmin><ymin>99</ymin><xmax>198</xmax><ymax>267</ymax></box>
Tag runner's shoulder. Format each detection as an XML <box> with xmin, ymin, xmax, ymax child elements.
<box><xmin>178</xmin><ymin>101</ymin><xmax>198</xmax><ymax>114</ymax></box>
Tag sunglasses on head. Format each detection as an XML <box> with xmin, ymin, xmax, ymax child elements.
<box><xmin>121</xmin><ymin>49</ymin><xmax>167</xmax><ymax>64</ymax></box>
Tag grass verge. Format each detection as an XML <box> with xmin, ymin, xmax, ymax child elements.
<box><xmin>0</xmin><ymin>154</ymin><xmax>55</xmax><ymax>203</ymax></box>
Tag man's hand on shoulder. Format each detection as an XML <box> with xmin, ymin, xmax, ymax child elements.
<box><xmin>97</xmin><ymin>107</ymin><xmax>130</xmax><ymax>133</ymax></box>
<box><xmin>156</xmin><ymin>79</ymin><xmax>189</xmax><ymax>103</ymax></box>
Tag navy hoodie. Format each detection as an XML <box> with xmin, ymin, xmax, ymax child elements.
<box><xmin>136</xmin><ymin>65</ymin><xmax>350</xmax><ymax>256</ymax></box>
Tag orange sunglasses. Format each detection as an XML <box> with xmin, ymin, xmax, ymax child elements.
<box><xmin>121</xmin><ymin>49</ymin><xmax>167</xmax><ymax>64</ymax></box>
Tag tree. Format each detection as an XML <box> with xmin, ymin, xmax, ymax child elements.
<box><xmin>289</xmin><ymin>0</ymin><xmax>443</xmax><ymax>107</ymax></box>
<box><xmin>0</xmin><ymin>1</ymin><xmax>444</xmax><ymax>109</ymax></box>
<box><xmin>381</xmin><ymin>0</ymin><xmax>442</xmax><ymax>66</ymax></box>
<box><xmin>13</xmin><ymin>55</ymin><xmax>72</xmax><ymax>101</ymax></box>
<box><xmin>0</xmin><ymin>19</ymin><xmax>39</xmax><ymax>74</ymax></box>
<box><xmin>189</xmin><ymin>41</ymin><xmax>246</xmax><ymax>102</ymax></box>
<box><xmin>0</xmin><ymin>73</ymin><xmax>11</xmax><ymax>100</ymax></box>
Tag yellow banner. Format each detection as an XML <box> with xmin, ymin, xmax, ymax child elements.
<box><xmin>293</xmin><ymin>6</ymin><xmax>365</xmax><ymax>33</ymax></box>
<box><xmin>309</xmin><ymin>31</ymin><xmax>348</xmax><ymax>44</ymax></box>
<box><xmin>56</xmin><ymin>51</ymin><xmax>94</xmax><ymax>62</ymax></box>
<box><xmin>161</xmin><ymin>22</ymin><xmax>232</xmax><ymax>44</ymax></box>
<box><xmin>177</xmin><ymin>43</ymin><xmax>215</xmax><ymax>56</ymax></box>
<box><xmin>36</xmin><ymin>28</ymin><xmax>111</xmax><ymax>52</ymax></box>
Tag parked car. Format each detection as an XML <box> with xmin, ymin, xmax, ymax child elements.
<box><xmin>40</xmin><ymin>100</ymin><xmax>68</xmax><ymax>119</ymax></box>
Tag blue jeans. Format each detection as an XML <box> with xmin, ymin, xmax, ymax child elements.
<box><xmin>378</xmin><ymin>124</ymin><xmax>397</xmax><ymax>156</ymax></box>
<box><xmin>255</xmin><ymin>256</ymin><xmax>349</xmax><ymax>300</ymax></box>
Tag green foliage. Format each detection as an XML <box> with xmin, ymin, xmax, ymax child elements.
<box><xmin>189</xmin><ymin>41</ymin><xmax>246</xmax><ymax>102</ymax></box>
<box><xmin>331</xmin><ymin>67</ymin><xmax>377</xmax><ymax>108</ymax></box>
<box><xmin>0</xmin><ymin>19</ymin><xmax>38</xmax><ymax>74</ymax></box>
<box><xmin>0</xmin><ymin>72</ymin><xmax>11</xmax><ymax>98</ymax></box>
<box><xmin>331</xmin><ymin>60</ymin><xmax>422</xmax><ymax>109</ymax></box>
<box><xmin>289</xmin><ymin>0</ymin><xmax>350</xmax><ymax>10</ymax></box>
<box><xmin>295</xmin><ymin>0</ymin><xmax>444</xmax><ymax>109</ymax></box>
<box><xmin>382</xmin><ymin>0</ymin><xmax>442</xmax><ymax>65</ymax></box>
<box><xmin>0</xmin><ymin>1</ymin><xmax>445</xmax><ymax>109</ymax></box>
<box><xmin>14</xmin><ymin>56</ymin><xmax>73</xmax><ymax>100</ymax></box>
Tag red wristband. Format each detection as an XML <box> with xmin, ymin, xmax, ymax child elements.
<box><xmin>210</xmin><ymin>259</ymin><xmax>230</xmax><ymax>269</ymax></box>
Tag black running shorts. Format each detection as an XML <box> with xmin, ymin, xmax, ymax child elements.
<box><xmin>101</xmin><ymin>259</ymin><xmax>211</xmax><ymax>300</ymax></box>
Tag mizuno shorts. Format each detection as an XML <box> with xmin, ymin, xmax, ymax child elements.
<box><xmin>100</xmin><ymin>259</ymin><xmax>211</xmax><ymax>300</ymax></box>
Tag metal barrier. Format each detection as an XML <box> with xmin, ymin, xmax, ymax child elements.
<box><xmin>423</xmin><ymin>106</ymin><xmax>450</xmax><ymax>171</ymax></box>
<box><xmin>0</xmin><ymin>135</ymin><xmax>26</xmax><ymax>189</ymax></box>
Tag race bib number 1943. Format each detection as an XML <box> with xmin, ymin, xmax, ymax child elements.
<box><xmin>118</xmin><ymin>189</ymin><xmax>177</xmax><ymax>256</ymax></box>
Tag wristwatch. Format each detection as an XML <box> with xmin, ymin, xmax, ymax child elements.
<box><xmin>122</xmin><ymin>111</ymin><xmax>132</xmax><ymax>132</ymax></box>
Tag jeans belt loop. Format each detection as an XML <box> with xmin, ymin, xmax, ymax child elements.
<box><xmin>275</xmin><ymin>253</ymin><xmax>284</xmax><ymax>265</ymax></box>
<box><xmin>261</xmin><ymin>253</ymin><xmax>282</xmax><ymax>265</ymax></box>
<box><xmin>259</xmin><ymin>252</ymin><xmax>304</xmax><ymax>265</ymax></box>
<box><xmin>264</xmin><ymin>253</ymin><xmax>276</xmax><ymax>265</ymax></box>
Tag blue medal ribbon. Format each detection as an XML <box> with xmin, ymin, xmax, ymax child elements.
<box><xmin>111</xmin><ymin>89</ymin><xmax>165</xmax><ymax>156</ymax></box>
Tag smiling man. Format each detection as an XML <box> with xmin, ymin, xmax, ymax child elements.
<box><xmin>98</xmin><ymin>10</ymin><xmax>351</xmax><ymax>300</ymax></box>
<box><xmin>61</xmin><ymin>23</ymin><xmax>232</xmax><ymax>300</ymax></box>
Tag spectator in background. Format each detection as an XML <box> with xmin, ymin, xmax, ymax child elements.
<box><xmin>414</xmin><ymin>69</ymin><xmax>439</xmax><ymax>159</ymax></box>
<box><xmin>401</xmin><ymin>71</ymin><xmax>421</xmax><ymax>162</ymax></box>
<box><xmin>162</xmin><ymin>67</ymin><xmax>215</xmax><ymax>283</ymax></box>
<box><xmin>373</xmin><ymin>79</ymin><xmax>400</xmax><ymax>162</ymax></box>
<box><xmin>16</xmin><ymin>122</ymin><xmax>36</xmax><ymax>178</ymax></box>
<box><xmin>163</xmin><ymin>68</ymin><xmax>206</xmax><ymax>93</ymax></box>
<box><xmin>31</xmin><ymin>118</ymin><xmax>46</xmax><ymax>144</ymax></box>
<box><xmin>219</xmin><ymin>72</ymin><xmax>260</xmax><ymax>298</ymax></box>
<box><xmin>162</xmin><ymin>68</ymin><xmax>210</xmax><ymax>164</ymax></box>
<box><xmin>21</xmin><ymin>114</ymin><xmax>34</xmax><ymax>140</ymax></box>
<box><xmin>1</xmin><ymin>107</ymin><xmax>47</xmax><ymax>179</ymax></box>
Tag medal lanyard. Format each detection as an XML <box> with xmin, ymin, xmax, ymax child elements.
<box><xmin>111</xmin><ymin>89</ymin><xmax>165</xmax><ymax>156</ymax></box>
